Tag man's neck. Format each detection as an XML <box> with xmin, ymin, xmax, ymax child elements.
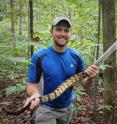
<box><xmin>52</xmin><ymin>43</ymin><xmax>67</xmax><ymax>53</ymax></box>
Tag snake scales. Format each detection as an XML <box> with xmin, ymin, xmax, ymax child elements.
<box><xmin>6</xmin><ymin>72</ymin><xmax>88</xmax><ymax>115</ymax></box>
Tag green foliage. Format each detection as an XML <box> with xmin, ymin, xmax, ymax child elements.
<box><xmin>0</xmin><ymin>0</ymin><xmax>102</xmax><ymax>97</ymax></box>
<box><xmin>0</xmin><ymin>101</ymin><xmax>12</xmax><ymax>106</ymax></box>
<box><xmin>73</xmin><ymin>87</ymin><xmax>87</xmax><ymax>112</ymax></box>
<box><xmin>0</xmin><ymin>2</ymin><xmax>116</xmax><ymax>123</ymax></box>
<box><xmin>75</xmin><ymin>88</ymin><xmax>87</xmax><ymax>102</ymax></box>
<box><xmin>4</xmin><ymin>82</ymin><xmax>27</xmax><ymax>96</ymax></box>
<box><xmin>0</xmin><ymin>0</ymin><xmax>98</xmax><ymax>75</ymax></box>
<box><xmin>97</xmin><ymin>104</ymin><xmax>112</xmax><ymax>111</ymax></box>
<box><xmin>99</xmin><ymin>64</ymin><xmax>112</xmax><ymax>70</ymax></box>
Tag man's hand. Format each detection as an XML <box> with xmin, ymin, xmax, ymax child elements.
<box><xmin>81</xmin><ymin>65</ymin><xmax>99</xmax><ymax>89</ymax></box>
<box><xmin>24</xmin><ymin>92</ymin><xmax>41</xmax><ymax>110</ymax></box>
<box><xmin>85</xmin><ymin>65</ymin><xmax>99</xmax><ymax>78</ymax></box>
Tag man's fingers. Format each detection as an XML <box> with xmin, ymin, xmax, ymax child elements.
<box><xmin>23</xmin><ymin>93</ymin><xmax>40</xmax><ymax>108</ymax></box>
<box><xmin>23</xmin><ymin>98</ymin><xmax>32</xmax><ymax>108</ymax></box>
<box><xmin>85</xmin><ymin>65</ymin><xmax>99</xmax><ymax>77</ymax></box>
<box><xmin>30</xmin><ymin>98</ymin><xmax>40</xmax><ymax>109</ymax></box>
<box><xmin>86</xmin><ymin>68</ymin><xmax>98</xmax><ymax>75</ymax></box>
<box><xmin>30</xmin><ymin>100</ymin><xmax>35</xmax><ymax>109</ymax></box>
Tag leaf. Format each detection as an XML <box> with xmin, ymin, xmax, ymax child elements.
<box><xmin>97</xmin><ymin>104</ymin><xmax>112</xmax><ymax>111</ymax></box>
<box><xmin>4</xmin><ymin>86</ymin><xmax>17</xmax><ymax>96</ymax></box>
<box><xmin>3</xmin><ymin>83</ymin><xmax>26</xmax><ymax>96</ymax></box>
<box><xmin>16</xmin><ymin>83</ymin><xmax>26</xmax><ymax>93</ymax></box>
<box><xmin>99</xmin><ymin>64</ymin><xmax>106</xmax><ymax>70</ymax></box>
<box><xmin>99</xmin><ymin>64</ymin><xmax>112</xmax><ymax>70</ymax></box>
<box><xmin>22</xmin><ymin>60</ymin><xmax>32</xmax><ymax>66</ymax></box>
<box><xmin>0</xmin><ymin>102</ymin><xmax>12</xmax><ymax>106</ymax></box>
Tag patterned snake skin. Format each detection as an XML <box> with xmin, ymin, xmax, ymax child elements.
<box><xmin>6</xmin><ymin>72</ymin><xmax>88</xmax><ymax>115</ymax></box>
<box><xmin>41</xmin><ymin>72</ymin><xmax>88</xmax><ymax>102</ymax></box>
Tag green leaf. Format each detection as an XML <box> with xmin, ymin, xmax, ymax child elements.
<box><xmin>97</xmin><ymin>104</ymin><xmax>112</xmax><ymax>111</ymax></box>
<box><xmin>0</xmin><ymin>102</ymin><xmax>12</xmax><ymax>106</ymax></box>
<box><xmin>4</xmin><ymin>83</ymin><xmax>26</xmax><ymax>96</ymax></box>
<box><xmin>4</xmin><ymin>86</ymin><xmax>17</xmax><ymax>96</ymax></box>
<box><xmin>22</xmin><ymin>60</ymin><xmax>32</xmax><ymax>66</ymax></box>
<box><xmin>16</xmin><ymin>83</ymin><xmax>26</xmax><ymax>93</ymax></box>
<box><xmin>99</xmin><ymin>64</ymin><xmax>112</xmax><ymax>70</ymax></box>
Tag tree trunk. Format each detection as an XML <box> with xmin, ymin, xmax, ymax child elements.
<box><xmin>19</xmin><ymin>0</ymin><xmax>23</xmax><ymax>35</ymax></box>
<box><xmin>102</xmin><ymin>0</ymin><xmax>116</xmax><ymax>124</ymax></box>
<box><xmin>96</xmin><ymin>0</ymin><xmax>101</xmax><ymax>60</ymax></box>
<box><xmin>29</xmin><ymin>0</ymin><xmax>34</xmax><ymax>57</ymax></box>
<box><xmin>10</xmin><ymin>0</ymin><xmax>16</xmax><ymax>38</ymax></box>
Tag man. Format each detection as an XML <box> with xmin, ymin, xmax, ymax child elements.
<box><xmin>25</xmin><ymin>16</ymin><xmax>99</xmax><ymax>124</ymax></box>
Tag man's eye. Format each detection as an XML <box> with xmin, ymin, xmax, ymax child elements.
<box><xmin>64</xmin><ymin>29</ymin><xmax>69</xmax><ymax>32</ymax></box>
<box><xmin>55</xmin><ymin>28</ymin><xmax>70</xmax><ymax>32</ymax></box>
<box><xmin>56</xmin><ymin>28</ymin><xmax>62</xmax><ymax>31</ymax></box>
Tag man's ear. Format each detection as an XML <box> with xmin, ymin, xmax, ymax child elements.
<box><xmin>50</xmin><ymin>29</ymin><xmax>52</xmax><ymax>34</ymax></box>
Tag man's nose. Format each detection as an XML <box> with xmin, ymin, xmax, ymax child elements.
<box><xmin>60</xmin><ymin>30</ymin><xmax>66</xmax><ymax>36</ymax></box>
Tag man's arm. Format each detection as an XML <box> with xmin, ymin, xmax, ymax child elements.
<box><xmin>24</xmin><ymin>83</ymin><xmax>41</xmax><ymax>109</ymax></box>
<box><xmin>26</xmin><ymin>83</ymin><xmax>39</xmax><ymax>96</ymax></box>
<box><xmin>81</xmin><ymin>65</ymin><xmax>99</xmax><ymax>89</ymax></box>
<box><xmin>81</xmin><ymin>77</ymin><xmax>94</xmax><ymax>89</ymax></box>
<box><xmin>25</xmin><ymin>51</ymin><xmax>44</xmax><ymax>109</ymax></box>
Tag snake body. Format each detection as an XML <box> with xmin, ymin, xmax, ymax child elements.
<box><xmin>6</xmin><ymin>72</ymin><xmax>88</xmax><ymax>115</ymax></box>
<box><xmin>41</xmin><ymin>72</ymin><xmax>87</xmax><ymax>102</ymax></box>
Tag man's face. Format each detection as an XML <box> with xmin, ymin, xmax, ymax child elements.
<box><xmin>51</xmin><ymin>25</ymin><xmax>71</xmax><ymax>47</ymax></box>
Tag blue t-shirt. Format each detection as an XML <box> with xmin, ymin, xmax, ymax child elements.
<box><xmin>27</xmin><ymin>46</ymin><xmax>86</xmax><ymax>108</ymax></box>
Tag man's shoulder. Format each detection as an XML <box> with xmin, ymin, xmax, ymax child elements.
<box><xmin>68</xmin><ymin>47</ymin><xmax>85</xmax><ymax>63</ymax></box>
<box><xmin>68</xmin><ymin>48</ymin><xmax>82</xmax><ymax>57</ymax></box>
<box><xmin>31</xmin><ymin>47</ymin><xmax>48</xmax><ymax>63</ymax></box>
<box><xmin>68</xmin><ymin>48</ymin><xmax>86</xmax><ymax>71</ymax></box>
<box><xmin>35</xmin><ymin>47</ymin><xmax>48</xmax><ymax>56</ymax></box>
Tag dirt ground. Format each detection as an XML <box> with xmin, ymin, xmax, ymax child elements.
<box><xmin>0</xmin><ymin>77</ymin><xmax>103</xmax><ymax>124</ymax></box>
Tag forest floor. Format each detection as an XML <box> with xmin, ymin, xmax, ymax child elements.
<box><xmin>0</xmin><ymin>77</ymin><xmax>104</xmax><ymax>124</ymax></box>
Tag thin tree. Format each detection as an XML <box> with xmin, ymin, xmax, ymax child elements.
<box><xmin>102</xmin><ymin>0</ymin><xmax>116</xmax><ymax>123</ymax></box>
<box><xmin>10</xmin><ymin>0</ymin><xmax>16</xmax><ymax>38</ymax></box>
<box><xmin>29</xmin><ymin>0</ymin><xmax>34</xmax><ymax>57</ymax></box>
<box><xmin>19</xmin><ymin>0</ymin><xmax>23</xmax><ymax>35</ymax></box>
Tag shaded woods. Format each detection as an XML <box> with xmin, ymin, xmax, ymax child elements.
<box><xmin>0</xmin><ymin>0</ymin><xmax>116</xmax><ymax>124</ymax></box>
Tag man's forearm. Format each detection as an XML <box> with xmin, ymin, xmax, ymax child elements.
<box><xmin>26</xmin><ymin>84</ymin><xmax>40</xmax><ymax>96</ymax></box>
<box><xmin>81</xmin><ymin>77</ymin><xmax>93</xmax><ymax>89</ymax></box>
<box><xmin>24</xmin><ymin>83</ymin><xmax>41</xmax><ymax>109</ymax></box>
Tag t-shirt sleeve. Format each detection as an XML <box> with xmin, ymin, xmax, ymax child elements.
<box><xmin>71</xmin><ymin>49</ymin><xmax>86</xmax><ymax>73</ymax></box>
<box><xmin>26</xmin><ymin>50</ymin><xmax>45</xmax><ymax>83</ymax></box>
<box><xmin>76</xmin><ymin>53</ymin><xmax>86</xmax><ymax>72</ymax></box>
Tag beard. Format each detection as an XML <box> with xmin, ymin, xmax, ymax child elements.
<box><xmin>54</xmin><ymin>40</ymin><xmax>68</xmax><ymax>47</ymax></box>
